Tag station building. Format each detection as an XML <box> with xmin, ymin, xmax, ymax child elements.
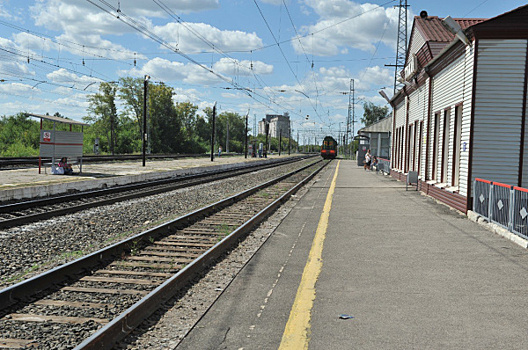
<box><xmin>357</xmin><ymin>116</ymin><xmax>392</xmax><ymax>159</ymax></box>
<box><xmin>389</xmin><ymin>5</ymin><xmax>528</xmax><ymax>213</ymax></box>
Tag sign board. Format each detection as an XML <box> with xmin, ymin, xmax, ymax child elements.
<box><xmin>43</xmin><ymin>131</ymin><xmax>51</xmax><ymax>142</ymax></box>
<box><xmin>404</xmin><ymin>54</ymin><xmax>418</xmax><ymax>81</ymax></box>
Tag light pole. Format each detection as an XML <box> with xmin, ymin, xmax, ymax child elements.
<box><xmin>142</xmin><ymin>75</ymin><xmax>150</xmax><ymax>167</ymax></box>
<box><xmin>210</xmin><ymin>102</ymin><xmax>217</xmax><ymax>161</ymax></box>
<box><xmin>244</xmin><ymin>111</ymin><xmax>249</xmax><ymax>159</ymax></box>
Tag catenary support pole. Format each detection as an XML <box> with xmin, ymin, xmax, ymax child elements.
<box><xmin>210</xmin><ymin>103</ymin><xmax>216</xmax><ymax>162</ymax></box>
<box><xmin>142</xmin><ymin>75</ymin><xmax>149</xmax><ymax>167</ymax></box>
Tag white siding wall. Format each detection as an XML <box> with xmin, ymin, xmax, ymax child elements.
<box><xmin>473</xmin><ymin>39</ymin><xmax>527</xmax><ymax>187</ymax></box>
<box><xmin>524</xmin><ymin>89</ymin><xmax>528</xmax><ymax>187</ymax></box>
<box><xmin>431</xmin><ymin>49</ymin><xmax>472</xmax><ymax>189</ymax></box>
<box><xmin>459</xmin><ymin>45</ymin><xmax>475</xmax><ymax>196</ymax></box>
<box><xmin>420</xmin><ymin>81</ymin><xmax>430</xmax><ymax>179</ymax></box>
<box><xmin>408</xmin><ymin>85</ymin><xmax>428</xmax><ymax>175</ymax></box>
<box><xmin>408</xmin><ymin>30</ymin><xmax>426</xmax><ymax>62</ymax></box>
<box><xmin>394</xmin><ymin>100</ymin><xmax>406</xmax><ymax>170</ymax></box>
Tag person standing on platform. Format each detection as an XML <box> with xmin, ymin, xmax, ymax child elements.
<box><xmin>364</xmin><ymin>149</ymin><xmax>371</xmax><ymax>171</ymax></box>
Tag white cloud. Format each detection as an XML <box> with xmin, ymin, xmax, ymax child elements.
<box><xmin>173</xmin><ymin>87</ymin><xmax>203</xmax><ymax>104</ymax></box>
<box><xmin>259</xmin><ymin>0</ymin><xmax>286</xmax><ymax>5</ymax></box>
<box><xmin>46</xmin><ymin>68</ymin><xmax>103</xmax><ymax>89</ymax></box>
<box><xmin>13</xmin><ymin>32</ymin><xmax>55</xmax><ymax>53</ymax></box>
<box><xmin>124</xmin><ymin>57</ymin><xmax>227</xmax><ymax>85</ymax></box>
<box><xmin>293</xmin><ymin>1</ymin><xmax>399</xmax><ymax>56</ymax></box>
<box><xmin>55</xmin><ymin>93</ymin><xmax>91</xmax><ymax>109</ymax></box>
<box><xmin>356</xmin><ymin>65</ymin><xmax>392</xmax><ymax>89</ymax></box>
<box><xmin>31</xmin><ymin>0</ymin><xmax>219</xmax><ymax>29</ymax></box>
<box><xmin>152</xmin><ymin>22</ymin><xmax>263</xmax><ymax>53</ymax></box>
<box><xmin>213</xmin><ymin>58</ymin><xmax>273</xmax><ymax>76</ymax></box>
<box><xmin>0</xmin><ymin>82</ymin><xmax>39</xmax><ymax>96</ymax></box>
<box><xmin>29</xmin><ymin>1</ymin><xmax>246</xmax><ymax>61</ymax></box>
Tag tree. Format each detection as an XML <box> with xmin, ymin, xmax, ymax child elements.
<box><xmin>0</xmin><ymin>113</ymin><xmax>40</xmax><ymax>156</ymax></box>
<box><xmin>118</xmin><ymin>77</ymin><xmax>143</xmax><ymax>132</ymax></box>
<box><xmin>361</xmin><ymin>102</ymin><xmax>389</xmax><ymax>127</ymax></box>
<box><xmin>86</xmin><ymin>82</ymin><xmax>118</xmax><ymax>154</ymax></box>
<box><xmin>216</xmin><ymin>111</ymin><xmax>246</xmax><ymax>153</ymax></box>
<box><xmin>148</xmin><ymin>83</ymin><xmax>182</xmax><ymax>153</ymax></box>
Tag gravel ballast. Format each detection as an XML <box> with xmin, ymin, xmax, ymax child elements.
<box><xmin>0</xmin><ymin>159</ymin><xmax>315</xmax><ymax>289</ymax></box>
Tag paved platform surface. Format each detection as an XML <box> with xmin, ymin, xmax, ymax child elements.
<box><xmin>177</xmin><ymin>159</ymin><xmax>528</xmax><ymax>350</ymax></box>
<box><xmin>0</xmin><ymin>155</ymin><xmax>283</xmax><ymax>202</ymax></box>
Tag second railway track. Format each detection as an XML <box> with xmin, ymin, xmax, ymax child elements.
<box><xmin>0</xmin><ymin>156</ymin><xmax>313</xmax><ymax>229</ymax></box>
<box><xmin>0</xmin><ymin>159</ymin><xmax>329</xmax><ymax>349</ymax></box>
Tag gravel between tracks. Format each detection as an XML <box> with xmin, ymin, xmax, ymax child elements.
<box><xmin>0</xmin><ymin>159</ymin><xmax>316</xmax><ymax>289</ymax></box>
<box><xmin>114</xmin><ymin>169</ymin><xmax>318</xmax><ymax>350</ymax></box>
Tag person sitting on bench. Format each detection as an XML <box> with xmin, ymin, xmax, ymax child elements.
<box><xmin>58</xmin><ymin>157</ymin><xmax>74</xmax><ymax>175</ymax></box>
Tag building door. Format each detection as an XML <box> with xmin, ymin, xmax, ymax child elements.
<box><xmin>433</xmin><ymin>112</ymin><xmax>440</xmax><ymax>180</ymax></box>
<box><xmin>452</xmin><ymin>105</ymin><xmax>462</xmax><ymax>187</ymax></box>
<box><xmin>418</xmin><ymin>120</ymin><xmax>423</xmax><ymax>176</ymax></box>
<box><xmin>441</xmin><ymin>109</ymin><xmax>450</xmax><ymax>183</ymax></box>
<box><xmin>408</xmin><ymin>123</ymin><xmax>414</xmax><ymax>172</ymax></box>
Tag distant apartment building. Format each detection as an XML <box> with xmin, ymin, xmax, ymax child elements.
<box><xmin>258</xmin><ymin>114</ymin><xmax>291</xmax><ymax>138</ymax></box>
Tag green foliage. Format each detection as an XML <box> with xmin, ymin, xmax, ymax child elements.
<box><xmin>86</xmin><ymin>82</ymin><xmax>119</xmax><ymax>154</ymax></box>
<box><xmin>0</xmin><ymin>113</ymin><xmax>40</xmax><ymax>156</ymax></box>
<box><xmin>148</xmin><ymin>83</ymin><xmax>182</xmax><ymax>153</ymax></box>
<box><xmin>361</xmin><ymin>102</ymin><xmax>389</xmax><ymax>127</ymax></box>
<box><xmin>118</xmin><ymin>77</ymin><xmax>144</xmax><ymax>134</ymax></box>
<box><xmin>215</xmin><ymin>111</ymin><xmax>247</xmax><ymax>153</ymax></box>
<box><xmin>1</xmin><ymin>77</ymin><xmax>259</xmax><ymax>157</ymax></box>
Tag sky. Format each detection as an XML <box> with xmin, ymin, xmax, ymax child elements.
<box><xmin>0</xmin><ymin>0</ymin><xmax>526</xmax><ymax>142</ymax></box>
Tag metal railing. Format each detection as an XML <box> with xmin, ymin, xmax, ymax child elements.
<box><xmin>473</xmin><ymin>178</ymin><xmax>528</xmax><ymax>239</ymax></box>
<box><xmin>376</xmin><ymin>157</ymin><xmax>391</xmax><ymax>174</ymax></box>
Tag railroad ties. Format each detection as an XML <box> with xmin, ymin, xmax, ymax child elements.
<box><xmin>0</xmin><ymin>177</ymin><xmax>306</xmax><ymax>349</ymax></box>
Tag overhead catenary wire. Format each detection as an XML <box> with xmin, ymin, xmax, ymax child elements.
<box><xmin>252</xmin><ymin>0</ymin><xmax>323</xmax><ymax>123</ymax></box>
<box><xmin>251</xmin><ymin>0</ymin><xmax>397</xmax><ymax>53</ymax></box>
<box><xmin>85</xmin><ymin>0</ymin><xmax>312</xmax><ymax>121</ymax></box>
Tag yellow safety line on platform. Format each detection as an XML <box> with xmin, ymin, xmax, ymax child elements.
<box><xmin>278</xmin><ymin>160</ymin><xmax>340</xmax><ymax>350</ymax></box>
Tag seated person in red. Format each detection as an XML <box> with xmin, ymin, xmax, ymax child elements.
<box><xmin>58</xmin><ymin>157</ymin><xmax>74</xmax><ymax>175</ymax></box>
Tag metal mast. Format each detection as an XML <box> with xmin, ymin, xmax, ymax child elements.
<box><xmin>345</xmin><ymin>79</ymin><xmax>355</xmax><ymax>158</ymax></box>
<box><xmin>393</xmin><ymin>0</ymin><xmax>408</xmax><ymax>94</ymax></box>
<box><xmin>351</xmin><ymin>79</ymin><xmax>355</xmax><ymax>140</ymax></box>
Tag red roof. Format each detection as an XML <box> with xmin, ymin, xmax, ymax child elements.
<box><xmin>414</xmin><ymin>16</ymin><xmax>485</xmax><ymax>43</ymax></box>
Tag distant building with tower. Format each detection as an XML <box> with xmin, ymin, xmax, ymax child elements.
<box><xmin>258</xmin><ymin>113</ymin><xmax>291</xmax><ymax>138</ymax></box>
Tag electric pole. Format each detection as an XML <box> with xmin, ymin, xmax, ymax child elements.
<box><xmin>279</xmin><ymin>130</ymin><xmax>282</xmax><ymax>156</ymax></box>
<box><xmin>244</xmin><ymin>111</ymin><xmax>248</xmax><ymax>159</ymax></box>
<box><xmin>391</xmin><ymin>0</ymin><xmax>408</xmax><ymax>94</ymax></box>
<box><xmin>210</xmin><ymin>103</ymin><xmax>216</xmax><ymax>162</ymax></box>
<box><xmin>142</xmin><ymin>75</ymin><xmax>150</xmax><ymax>167</ymax></box>
<box><xmin>226</xmin><ymin>119</ymin><xmax>229</xmax><ymax>153</ymax></box>
<box><xmin>351</xmin><ymin>78</ymin><xmax>355</xmax><ymax>158</ymax></box>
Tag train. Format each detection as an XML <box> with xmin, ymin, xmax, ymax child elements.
<box><xmin>320</xmin><ymin>136</ymin><xmax>338</xmax><ymax>159</ymax></box>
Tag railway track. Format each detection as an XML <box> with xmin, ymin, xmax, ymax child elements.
<box><xmin>0</xmin><ymin>156</ymin><xmax>312</xmax><ymax>229</ymax></box>
<box><xmin>0</xmin><ymin>159</ymin><xmax>328</xmax><ymax>349</ymax></box>
<box><xmin>0</xmin><ymin>154</ymin><xmax>240</xmax><ymax>169</ymax></box>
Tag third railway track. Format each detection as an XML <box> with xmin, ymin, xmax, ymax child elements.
<box><xmin>0</xmin><ymin>158</ymin><xmax>329</xmax><ymax>349</ymax></box>
<box><xmin>0</xmin><ymin>156</ymin><xmax>314</xmax><ymax>229</ymax></box>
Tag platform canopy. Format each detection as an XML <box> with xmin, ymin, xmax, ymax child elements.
<box><xmin>28</xmin><ymin>113</ymin><xmax>89</xmax><ymax>126</ymax></box>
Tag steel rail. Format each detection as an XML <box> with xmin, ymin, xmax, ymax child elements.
<box><xmin>0</xmin><ymin>153</ymin><xmax>249</xmax><ymax>169</ymax></box>
<box><xmin>0</xmin><ymin>156</ymin><xmax>312</xmax><ymax>229</ymax></box>
<box><xmin>74</xmin><ymin>159</ymin><xmax>328</xmax><ymax>350</ymax></box>
<box><xmin>0</xmin><ymin>159</ymin><xmax>325</xmax><ymax>311</ymax></box>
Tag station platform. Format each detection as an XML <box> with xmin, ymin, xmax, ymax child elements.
<box><xmin>0</xmin><ymin>155</ymin><xmax>281</xmax><ymax>202</ymax></box>
<box><xmin>177</xmin><ymin>159</ymin><xmax>528</xmax><ymax>350</ymax></box>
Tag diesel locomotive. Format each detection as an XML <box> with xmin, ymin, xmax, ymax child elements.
<box><xmin>320</xmin><ymin>136</ymin><xmax>337</xmax><ymax>159</ymax></box>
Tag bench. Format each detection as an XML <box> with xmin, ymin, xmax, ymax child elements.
<box><xmin>43</xmin><ymin>158</ymin><xmax>81</xmax><ymax>174</ymax></box>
